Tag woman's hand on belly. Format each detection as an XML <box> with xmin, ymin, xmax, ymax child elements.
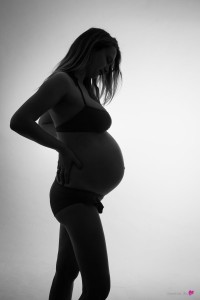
<box><xmin>56</xmin><ymin>132</ymin><xmax>125</xmax><ymax>194</ymax></box>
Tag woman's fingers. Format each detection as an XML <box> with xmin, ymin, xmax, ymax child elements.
<box><xmin>74</xmin><ymin>156</ymin><xmax>83</xmax><ymax>169</ymax></box>
<box><xmin>56</xmin><ymin>150</ymin><xmax>83</xmax><ymax>185</ymax></box>
<box><xmin>56</xmin><ymin>168</ymin><xmax>61</xmax><ymax>184</ymax></box>
<box><xmin>64</xmin><ymin>163</ymin><xmax>73</xmax><ymax>185</ymax></box>
<box><xmin>56</xmin><ymin>163</ymin><xmax>73</xmax><ymax>185</ymax></box>
<box><xmin>56</xmin><ymin>167</ymin><xmax>64</xmax><ymax>185</ymax></box>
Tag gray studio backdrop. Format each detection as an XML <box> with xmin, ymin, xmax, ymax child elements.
<box><xmin>1</xmin><ymin>0</ymin><xmax>200</xmax><ymax>299</ymax></box>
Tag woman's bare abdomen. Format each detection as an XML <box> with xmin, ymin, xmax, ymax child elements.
<box><xmin>56</xmin><ymin>131</ymin><xmax>125</xmax><ymax>195</ymax></box>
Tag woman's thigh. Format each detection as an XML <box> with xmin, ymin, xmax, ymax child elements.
<box><xmin>55</xmin><ymin>223</ymin><xmax>80</xmax><ymax>280</ymax></box>
<box><xmin>55</xmin><ymin>204</ymin><xmax>111</xmax><ymax>297</ymax></box>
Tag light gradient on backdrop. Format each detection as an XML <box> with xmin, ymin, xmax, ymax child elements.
<box><xmin>1</xmin><ymin>0</ymin><xmax>200</xmax><ymax>299</ymax></box>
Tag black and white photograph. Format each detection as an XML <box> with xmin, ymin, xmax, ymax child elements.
<box><xmin>1</xmin><ymin>0</ymin><xmax>200</xmax><ymax>299</ymax></box>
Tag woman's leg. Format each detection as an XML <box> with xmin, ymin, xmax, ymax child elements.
<box><xmin>49</xmin><ymin>224</ymin><xmax>80</xmax><ymax>300</ymax></box>
<box><xmin>54</xmin><ymin>203</ymin><xmax>111</xmax><ymax>300</ymax></box>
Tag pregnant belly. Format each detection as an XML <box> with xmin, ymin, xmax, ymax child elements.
<box><xmin>57</xmin><ymin>131</ymin><xmax>125</xmax><ymax>195</ymax></box>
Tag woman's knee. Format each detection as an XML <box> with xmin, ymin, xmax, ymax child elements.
<box><xmin>83</xmin><ymin>282</ymin><xmax>111</xmax><ymax>300</ymax></box>
<box><xmin>55</xmin><ymin>267</ymin><xmax>79</xmax><ymax>282</ymax></box>
<box><xmin>81</xmin><ymin>267</ymin><xmax>111</xmax><ymax>297</ymax></box>
<box><xmin>55</xmin><ymin>257</ymin><xmax>80</xmax><ymax>281</ymax></box>
<box><xmin>93</xmin><ymin>276</ymin><xmax>111</xmax><ymax>299</ymax></box>
<box><xmin>55</xmin><ymin>224</ymin><xmax>80</xmax><ymax>281</ymax></box>
<box><xmin>55</xmin><ymin>245</ymin><xmax>80</xmax><ymax>281</ymax></box>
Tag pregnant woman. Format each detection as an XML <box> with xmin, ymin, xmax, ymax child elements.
<box><xmin>10</xmin><ymin>27</ymin><xmax>125</xmax><ymax>300</ymax></box>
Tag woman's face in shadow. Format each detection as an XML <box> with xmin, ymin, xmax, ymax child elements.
<box><xmin>87</xmin><ymin>46</ymin><xmax>117</xmax><ymax>79</ymax></box>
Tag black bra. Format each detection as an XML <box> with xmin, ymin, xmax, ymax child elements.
<box><xmin>55</xmin><ymin>74</ymin><xmax>112</xmax><ymax>133</ymax></box>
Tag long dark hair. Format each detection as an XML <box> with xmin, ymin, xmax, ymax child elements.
<box><xmin>43</xmin><ymin>27</ymin><xmax>122</xmax><ymax>106</ymax></box>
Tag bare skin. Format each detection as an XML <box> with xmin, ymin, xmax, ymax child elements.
<box><xmin>47</xmin><ymin>49</ymin><xmax>125</xmax><ymax>195</ymax></box>
<box><xmin>39</xmin><ymin>121</ymin><xmax>111</xmax><ymax>300</ymax></box>
<box><xmin>50</xmin><ymin>74</ymin><xmax>124</xmax><ymax>195</ymax></box>
<box><xmin>37</xmin><ymin>46</ymin><xmax>125</xmax><ymax>300</ymax></box>
<box><xmin>11</xmin><ymin>45</ymin><xmax>124</xmax><ymax>300</ymax></box>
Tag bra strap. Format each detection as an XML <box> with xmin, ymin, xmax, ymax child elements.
<box><xmin>69</xmin><ymin>73</ymin><xmax>87</xmax><ymax>106</ymax></box>
<box><xmin>76</xmin><ymin>80</ymin><xmax>87</xmax><ymax>106</ymax></box>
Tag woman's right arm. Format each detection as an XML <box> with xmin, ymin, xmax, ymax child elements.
<box><xmin>38</xmin><ymin>113</ymin><xmax>57</xmax><ymax>138</ymax></box>
<box><xmin>38</xmin><ymin>110</ymin><xmax>53</xmax><ymax>125</ymax></box>
<box><xmin>37</xmin><ymin>110</ymin><xmax>57</xmax><ymax>137</ymax></box>
<box><xmin>10</xmin><ymin>72</ymin><xmax>68</xmax><ymax>154</ymax></box>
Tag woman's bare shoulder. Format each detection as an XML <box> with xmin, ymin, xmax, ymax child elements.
<box><xmin>50</xmin><ymin>71</ymin><xmax>73</xmax><ymax>84</ymax></box>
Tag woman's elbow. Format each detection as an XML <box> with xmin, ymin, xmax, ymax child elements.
<box><xmin>10</xmin><ymin>110</ymin><xmax>22</xmax><ymax>130</ymax></box>
<box><xmin>10</xmin><ymin>114</ymin><xmax>29</xmax><ymax>132</ymax></box>
<box><xmin>10</xmin><ymin>116</ymin><xmax>19</xmax><ymax>131</ymax></box>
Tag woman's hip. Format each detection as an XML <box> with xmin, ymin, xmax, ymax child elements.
<box><xmin>49</xmin><ymin>178</ymin><xmax>105</xmax><ymax>217</ymax></box>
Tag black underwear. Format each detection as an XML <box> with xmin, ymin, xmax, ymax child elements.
<box><xmin>49</xmin><ymin>178</ymin><xmax>105</xmax><ymax>217</ymax></box>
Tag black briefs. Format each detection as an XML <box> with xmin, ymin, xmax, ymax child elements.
<box><xmin>49</xmin><ymin>178</ymin><xmax>105</xmax><ymax>217</ymax></box>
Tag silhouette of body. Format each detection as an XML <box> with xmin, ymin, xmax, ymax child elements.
<box><xmin>11</xmin><ymin>28</ymin><xmax>125</xmax><ymax>300</ymax></box>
